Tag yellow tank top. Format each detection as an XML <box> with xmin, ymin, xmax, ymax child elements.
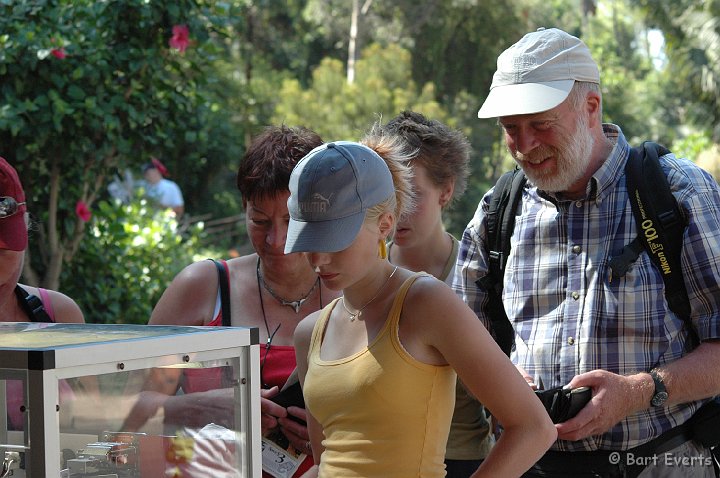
<box><xmin>304</xmin><ymin>273</ymin><xmax>456</xmax><ymax>477</ymax></box>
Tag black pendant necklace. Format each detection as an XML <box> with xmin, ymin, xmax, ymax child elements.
<box><xmin>256</xmin><ymin>258</ymin><xmax>320</xmax><ymax>314</ymax></box>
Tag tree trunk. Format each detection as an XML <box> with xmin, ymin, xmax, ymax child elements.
<box><xmin>347</xmin><ymin>0</ymin><xmax>373</xmax><ymax>84</ymax></box>
<box><xmin>44</xmin><ymin>246</ymin><xmax>65</xmax><ymax>292</ymax></box>
<box><xmin>347</xmin><ymin>0</ymin><xmax>359</xmax><ymax>84</ymax></box>
<box><xmin>43</xmin><ymin>159</ymin><xmax>64</xmax><ymax>291</ymax></box>
<box><xmin>21</xmin><ymin>250</ymin><xmax>39</xmax><ymax>286</ymax></box>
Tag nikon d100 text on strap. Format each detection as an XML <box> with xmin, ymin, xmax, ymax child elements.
<box><xmin>611</xmin><ymin>142</ymin><xmax>697</xmax><ymax>342</ymax></box>
<box><xmin>623</xmin><ymin>142</ymin><xmax>691</xmax><ymax>322</ymax></box>
<box><xmin>477</xmin><ymin>142</ymin><xmax>692</xmax><ymax>357</ymax></box>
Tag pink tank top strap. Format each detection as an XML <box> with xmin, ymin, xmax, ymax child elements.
<box><xmin>37</xmin><ymin>288</ymin><xmax>56</xmax><ymax>322</ymax></box>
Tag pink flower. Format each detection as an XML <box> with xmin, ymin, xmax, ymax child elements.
<box><xmin>168</xmin><ymin>25</ymin><xmax>190</xmax><ymax>53</ymax></box>
<box><xmin>75</xmin><ymin>201</ymin><xmax>91</xmax><ymax>222</ymax></box>
<box><xmin>51</xmin><ymin>48</ymin><xmax>67</xmax><ymax>59</ymax></box>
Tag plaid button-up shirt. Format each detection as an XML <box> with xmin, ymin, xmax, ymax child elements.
<box><xmin>453</xmin><ymin>124</ymin><xmax>720</xmax><ymax>451</ymax></box>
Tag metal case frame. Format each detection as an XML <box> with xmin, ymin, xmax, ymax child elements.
<box><xmin>0</xmin><ymin>322</ymin><xmax>260</xmax><ymax>477</ymax></box>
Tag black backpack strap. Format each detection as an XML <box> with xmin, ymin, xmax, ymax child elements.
<box><xmin>208</xmin><ymin>259</ymin><xmax>231</xmax><ymax>326</ymax></box>
<box><xmin>608</xmin><ymin>237</ymin><xmax>644</xmax><ymax>279</ymax></box>
<box><xmin>14</xmin><ymin>285</ymin><xmax>53</xmax><ymax>322</ymax></box>
<box><xmin>476</xmin><ymin>168</ymin><xmax>527</xmax><ymax>356</ymax></box>
<box><xmin>625</xmin><ymin>142</ymin><xmax>696</xmax><ymax>339</ymax></box>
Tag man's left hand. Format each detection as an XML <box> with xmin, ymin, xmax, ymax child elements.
<box><xmin>555</xmin><ymin>369</ymin><xmax>650</xmax><ymax>441</ymax></box>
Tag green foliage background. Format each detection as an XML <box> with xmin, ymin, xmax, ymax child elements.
<box><xmin>59</xmin><ymin>197</ymin><xmax>205</xmax><ymax>324</ymax></box>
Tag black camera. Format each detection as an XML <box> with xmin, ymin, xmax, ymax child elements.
<box><xmin>535</xmin><ymin>386</ymin><xmax>591</xmax><ymax>423</ymax></box>
<box><xmin>269</xmin><ymin>381</ymin><xmax>304</xmax><ymax>409</ymax></box>
<box><xmin>269</xmin><ymin>381</ymin><xmax>306</xmax><ymax>426</ymax></box>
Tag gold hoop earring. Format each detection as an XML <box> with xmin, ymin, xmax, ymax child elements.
<box><xmin>378</xmin><ymin>239</ymin><xmax>388</xmax><ymax>259</ymax></box>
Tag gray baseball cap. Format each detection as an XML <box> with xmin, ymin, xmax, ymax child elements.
<box><xmin>478</xmin><ymin>28</ymin><xmax>600</xmax><ymax>118</ymax></box>
<box><xmin>285</xmin><ymin>141</ymin><xmax>394</xmax><ymax>253</ymax></box>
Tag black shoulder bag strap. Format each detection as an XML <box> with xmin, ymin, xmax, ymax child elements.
<box><xmin>624</xmin><ymin>142</ymin><xmax>697</xmax><ymax>342</ymax></box>
<box><xmin>476</xmin><ymin>168</ymin><xmax>527</xmax><ymax>356</ymax></box>
<box><xmin>14</xmin><ymin>285</ymin><xmax>53</xmax><ymax>322</ymax></box>
<box><xmin>627</xmin><ymin>143</ymin><xmax>720</xmax><ymax>460</ymax></box>
<box><xmin>209</xmin><ymin>259</ymin><xmax>232</xmax><ymax>326</ymax></box>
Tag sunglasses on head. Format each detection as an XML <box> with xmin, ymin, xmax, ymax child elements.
<box><xmin>0</xmin><ymin>197</ymin><xmax>25</xmax><ymax>219</ymax></box>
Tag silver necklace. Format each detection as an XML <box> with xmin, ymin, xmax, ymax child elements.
<box><xmin>256</xmin><ymin>259</ymin><xmax>320</xmax><ymax>314</ymax></box>
<box><xmin>341</xmin><ymin>266</ymin><xmax>399</xmax><ymax>322</ymax></box>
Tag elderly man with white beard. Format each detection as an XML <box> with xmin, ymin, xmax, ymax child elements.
<box><xmin>454</xmin><ymin>27</ymin><xmax>720</xmax><ymax>478</ymax></box>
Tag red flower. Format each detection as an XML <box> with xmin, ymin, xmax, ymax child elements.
<box><xmin>168</xmin><ymin>25</ymin><xmax>190</xmax><ymax>53</ymax></box>
<box><xmin>75</xmin><ymin>201</ymin><xmax>91</xmax><ymax>222</ymax></box>
<box><xmin>51</xmin><ymin>48</ymin><xmax>67</xmax><ymax>59</ymax></box>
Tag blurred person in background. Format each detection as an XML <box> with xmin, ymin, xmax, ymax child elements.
<box><xmin>142</xmin><ymin>157</ymin><xmax>184</xmax><ymax>217</ymax></box>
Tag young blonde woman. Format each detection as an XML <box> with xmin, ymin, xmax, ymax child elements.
<box><xmin>287</xmin><ymin>140</ymin><xmax>556</xmax><ymax>478</ymax></box>
<box><xmin>374</xmin><ymin>111</ymin><xmax>494</xmax><ymax>477</ymax></box>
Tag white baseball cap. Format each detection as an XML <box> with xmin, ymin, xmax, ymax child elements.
<box><xmin>478</xmin><ymin>28</ymin><xmax>600</xmax><ymax>118</ymax></box>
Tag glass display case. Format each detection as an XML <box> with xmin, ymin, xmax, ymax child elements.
<box><xmin>0</xmin><ymin>322</ymin><xmax>260</xmax><ymax>477</ymax></box>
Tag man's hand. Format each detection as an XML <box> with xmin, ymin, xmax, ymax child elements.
<box><xmin>555</xmin><ymin>369</ymin><xmax>650</xmax><ymax>441</ymax></box>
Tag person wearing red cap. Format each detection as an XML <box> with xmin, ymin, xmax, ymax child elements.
<box><xmin>0</xmin><ymin>156</ymin><xmax>86</xmax><ymax>429</ymax></box>
<box><xmin>142</xmin><ymin>159</ymin><xmax>185</xmax><ymax>217</ymax></box>
<box><xmin>0</xmin><ymin>157</ymin><xmax>84</xmax><ymax>324</ymax></box>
